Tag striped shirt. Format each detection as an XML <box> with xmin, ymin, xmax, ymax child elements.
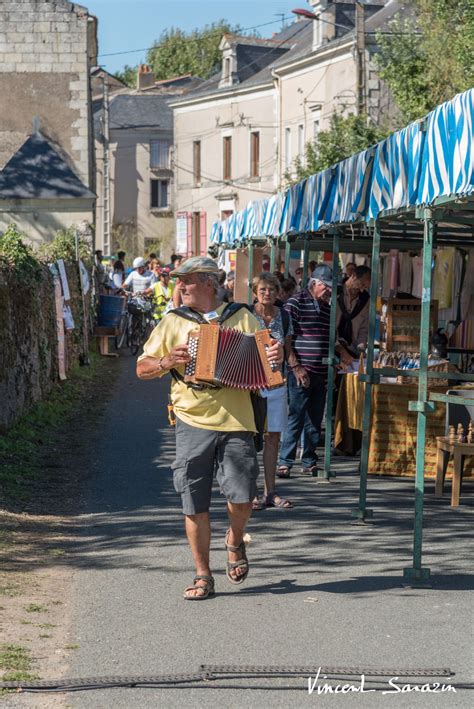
<box><xmin>284</xmin><ymin>289</ymin><xmax>330</xmax><ymax>375</ymax></box>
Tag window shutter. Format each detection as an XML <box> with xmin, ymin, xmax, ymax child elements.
<box><xmin>186</xmin><ymin>212</ymin><xmax>193</xmax><ymax>256</ymax></box>
<box><xmin>199</xmin><ymin>212</ymin><xmax>207</xmax><ymax>255</ymax></box>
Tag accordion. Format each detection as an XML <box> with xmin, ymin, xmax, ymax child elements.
<box><xmin>184</xmin><ymin>323</ymin><xmax>284</xmax><ymax>390</ymax></box>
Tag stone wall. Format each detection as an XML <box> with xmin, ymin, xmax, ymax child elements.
<box><xmin>0</xmin><ymin>259</ymin><xmax>91</xmax><ymax>432</ymax></box>
<box><xmin>0</xmin><ymin>0</ymin><xmax>97</xmax><ymax>187</ymax></box>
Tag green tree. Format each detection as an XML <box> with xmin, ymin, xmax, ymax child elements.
<box><xmin>287</xmin><ymin>112</ymin><xmax>389</xmax><ymax>183</ymax></box>
<box><xmin>113</xmin><ymin>65</ymin><xmax>137</xmax><ymax>88</ymax></box>
<box><xmin>376</xmin><ymin>0</ymin><xmax>474</xmax><ymax>124</ymax></box>
<box><xmin>146</xmin><ymin>21</ymin><xmax>239</xmax><ymax>80</ymax></box>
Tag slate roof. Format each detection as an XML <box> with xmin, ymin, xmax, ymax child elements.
<box><xmin>0</xmin><ymin>132</ymin><xmax>95</xmax><ymax>200</ymax></box>
<box><xmin>94</xmin><ymin>94</ymin><xmax>173</xmax><ymax>133</ymax></box>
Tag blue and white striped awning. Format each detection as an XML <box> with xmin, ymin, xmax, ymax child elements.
<box><xmin>242</xmin><ymin>199</ymin><xmax>268</xmax><ymax>238</ymax></box>
<box><xmin>368</xmin><ymin>121</ymin><xmax>425</xmax><ymax>218</ymax></box>
<box><xmin>298</xmin><ymin>167</ymin><xmax>335</xmax><ymax>232</ymax></box>
<box><xmin>210</xmin><ymin>220</ymin><xmax>222</xmax><ymax>243</ymax></box>
<box><xmin>279</xmin><ymin>181</ymin><xmax>307</xmax><ymax>235</ymax></box>
<box><xmin>418</xmin><ymin>88</ymin><xmax>474</xmax><ymax>203</ymax></box>
<box><xmin>261</xmin><ymin>191</ymin><xmax>286</xmax><ymax>236</ymax></box>
<box><xmin>326</xmin><ymin>149</ymin><xmax>375</xmax><ymax>224</ymax></box>
<box><xmin>212</xmin><ymin>88</ymin><xmax>473</xmax><ymax>242</ymax></box>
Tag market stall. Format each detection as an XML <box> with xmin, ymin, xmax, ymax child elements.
<box><xmin>211</xmin><ymin>88</ymin><xmax>474</xmax><ymax>580</ymax></box>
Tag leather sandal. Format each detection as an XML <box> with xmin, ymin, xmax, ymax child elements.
<box><xmin>276</xmin><ymin>466</ymin><xmax>291</xmax><ymax>479</ymax></box>
<box><xmin>263</xmin><ymin>493</ymin><xmax>293</xmax><ymax>508</ymax></box>
<box><xmin>183</xmin><ymin>575</ymin><xmax>215</xmax><ymax>600</ymax></box>
<box><xmin>224</xmin><ymin>529</ymin><xmax>249</xmax><ymax>585</ymax></box>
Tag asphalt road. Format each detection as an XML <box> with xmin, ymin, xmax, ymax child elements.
<box><xmin>64</xmin><ymin>354</ymin><xmax>473</xmax><ymax>708</ymax></box>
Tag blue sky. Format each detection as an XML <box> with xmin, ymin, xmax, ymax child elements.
<box><xmin>85</xmin><ymin>0</ymin><xmax>309</xmax><ymax>73</ymax></box>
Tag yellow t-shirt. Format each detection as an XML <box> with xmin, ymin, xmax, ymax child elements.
<box><xmin>139</xmin><ymin>304</ymin><xmax>261</xmax><ymax>431</ymax></box>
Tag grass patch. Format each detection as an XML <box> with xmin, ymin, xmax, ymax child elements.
<box><xmin>25</xmin><ymin>604</ymin><xmax>47</xmax><ymax>613</ymax></box>
<box><xmin>0</xmin><ymin>352</ymin><xmax>108</xmax><ymax>504</ymax></box>
<box><xmin>39</xmin><ymin>634</ymin><xmax>51</xmax><ymax>639</ymax></box>
<box><xmin>65</xmin><ymin>643</ymin><xmax>79</xmax><ymax>650</ymax></box>
<box><xmin>0</xmin><ymin>644</ymin><xmax>32</xmax><ymax>672</ymax></box>
<box><xmin>0</xmin><ymin>580</ymin><xmax>23</xmax><ymax>597</ymax></box>
<box><xmin>37</xmin><ymin>622</ymin><xmax>56</xmax><ymax>629</ymax></box>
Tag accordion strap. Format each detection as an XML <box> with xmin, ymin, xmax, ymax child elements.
<box><xmin>169</xmin><ymin>302</ymin><xmax>250</xmax><ymax>389</ymax></box>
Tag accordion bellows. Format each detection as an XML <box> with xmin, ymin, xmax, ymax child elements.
<box><xmin>185</xmin><ymin>323</ymin><xmax>284</xmax><ymax>390</ymax></box>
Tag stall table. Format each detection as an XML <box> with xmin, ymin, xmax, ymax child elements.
<box><xmin>334</xmin><ymin>373</ymin><xmax>474</xmax><ymax>477</ymax></box>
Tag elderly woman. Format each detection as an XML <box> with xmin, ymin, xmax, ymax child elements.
<box><xmin>251</xmin><ymin>272</ymin><xmax>293</xmax><ymax>509</ymax></box>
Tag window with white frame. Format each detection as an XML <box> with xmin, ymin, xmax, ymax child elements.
<box><xmin>150</xmin><ymin>179</ymin><xmax>169</xmax><ymax>209</ymax></box>
<box><xmin>312</xmin><ymin>109</ymin><xmax>321</xmax><ymax>142</ymax></box>
<box><xmin>298</xmin><ymin>124</ymin><xmax>305</xmax><ymax>161</ymax></box>
<box><xmin>250</xmin><ymin>131</ymin><xmax>260</xmax><ymax>178</ymax></box>
<box><xmin>150</xmin><ymin>139</ymin><xmax>171</xmax><ymax>169</ymax></box>
<box><xmin>285</xmin><ymin>127</ymin><xmax>291</xmax><ymax>170</ymax></box>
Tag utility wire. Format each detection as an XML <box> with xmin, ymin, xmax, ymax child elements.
<box><xmin>98</xmin><ymin>16</ymin><xmax>294</xmax><ymax>58</ymax></box>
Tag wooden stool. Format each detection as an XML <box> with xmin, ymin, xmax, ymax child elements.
<box><xmin>94</xmin><ymin>326</ymin><xmax>119</xmax><ymax>357</ymax></box>
<box><xmin>435</xmin><ymin>436</ymin><xmax>474</xmax><ymax>506</ymax></box>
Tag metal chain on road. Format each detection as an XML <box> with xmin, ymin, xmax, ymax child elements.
<box><xmin>0</xmin><ymin>664</ymin><xmax>455</xmax><ymax>692</ymax></box>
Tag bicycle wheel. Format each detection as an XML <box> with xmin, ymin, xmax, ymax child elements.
<box><xmin>130</xmin><ymin>314</ymin><xmax>141</xmax><ymax>356</ymax></box>
<box><xmin>115</xmin><ymin>312</ymin><xmax>129</xmax><ymax>350</ymax></box>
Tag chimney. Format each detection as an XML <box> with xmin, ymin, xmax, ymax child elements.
<box><xmin>137</xmin><ymin>64</ymin><xmax>155</xmax><ymax>91</ymax></box>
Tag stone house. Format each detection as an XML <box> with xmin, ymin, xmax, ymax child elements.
<box><xmin>93</xmin><ymin>68</ymin><xmax>203</xmax><ymax>261</ymax></box>
<box><xmin>171</xmin><ymin>0</ymin><xmax>402</xmax><ymax>256</ymax></box>
<box><xmin>0</xmin><ymin>0</ymin><xmax>98</xmax><ymax>246</ymax></box>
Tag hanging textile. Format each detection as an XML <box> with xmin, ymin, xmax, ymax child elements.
<box><xmin>398</xmin><ymin>252</ymin><xmax>413</xmax><ymax>294</ymax></box>
<box><xmin>433</xmin><ymin>247</ymin><xmax>456</xmax><ymax>309</ymax></box>
<box><xmin>460</xmin><ymin>249</ymin><xmax>474</xmax><ymax>321</ymax></box>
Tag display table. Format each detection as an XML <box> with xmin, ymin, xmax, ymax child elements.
<box><xmin>334</xmin><ymin>374</ymin><xmax>474</xmax><ymax>477</ymax></box>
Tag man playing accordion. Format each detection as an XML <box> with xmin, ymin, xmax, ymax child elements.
<box><xmin>137</xmin><ymin>256</ymin><xmax>283</xmax><ymax>600</ymax></box>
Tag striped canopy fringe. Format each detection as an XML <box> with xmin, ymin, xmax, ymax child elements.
<box><xmin>368</xmin><ymin>121</ymin><xmax>425</xmax><ymax>218</ymax></box>
<box><xmin>418</xmin><ymin>88</ymin><xmax>474</xmax><ymax>203</ymax></box>
<box><xmin>211</xmin><ymin>88</ymin><xmax>473</xmax><ymax>241</ymax></box>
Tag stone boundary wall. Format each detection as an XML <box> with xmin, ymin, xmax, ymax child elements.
<box><xmin>0</xmin><ymin>260</ymin><xmax>91</xmax><ymax>432</ymax></box>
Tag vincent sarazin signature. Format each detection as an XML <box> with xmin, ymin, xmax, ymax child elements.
<box><xmin>308</xmin><ymin>668</ymin><xmax>456</xmax><ymax>695</ymax></box>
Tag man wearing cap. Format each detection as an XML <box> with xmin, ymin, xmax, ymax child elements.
<box><xmin>136</xmin><ymin>256</ymin><xmax>283</xmax><ymax>600</ymax></box>
<box><xmin>277</xmin><ymin>264</ymin><xmax>352</xmax><ymax>477</ymax></box>
<box><xmin>122</xmin><ymin>257</ymin><xmax>154</xmax><ymax>295</ymax></box>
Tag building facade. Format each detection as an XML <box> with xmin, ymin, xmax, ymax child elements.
<box><xmin>94</xmin><ymin>70</ymin><xmax>203</xmax><ymax>261</ymax></box>
<box><xmin>0</xmin><ymin>0</ymin><xmax>97</xmax><ymax>246</ymax></box>
<box><xmin>172</xmin><ymin>0</ymin><xmax>399</xmax><ymax>257</ymax></box>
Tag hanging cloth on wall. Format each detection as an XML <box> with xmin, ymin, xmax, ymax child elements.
<box><xmin>433</xmin><ymin>247</ymin><xmax>456</xmax><ymax>308</ymax></box>
<box><xmin>460</xmin><ymin>249</ymin><xmax>474</xmax><ymax>321</ymax></box>
<box><xmin>411</xmin><ymin>255</ymin><xmax>423</xmax><ymax>299</ymax></box>
<box><xmin>398</xmin><ymin>252</ymin><xmax>413</xmax><ymax>294</ymax></box>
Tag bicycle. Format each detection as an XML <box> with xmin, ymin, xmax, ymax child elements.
<box><xmin>116</xmin><ymin>293</ymin><xmax>155</xmax><ymax>355</ymax></box>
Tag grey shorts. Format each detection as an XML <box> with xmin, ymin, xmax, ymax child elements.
<box><xmin>172</xmin><ymin>417</ymin><xmax>259</xmax><ymax>515</ymax></box>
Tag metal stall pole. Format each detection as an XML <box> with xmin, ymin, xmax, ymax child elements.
<box><xmin>302</xmin><ymin>238</ymin><xmax>310</xmax><ymax>288</ymax></box>
<box><xmin>284</xmin><ymin>240</ymin><xmax>291</xmax><ymax>278</ymax></box>
<box><xmin>353</xmin><ymin>221</ymin><xmax>381</xmax><ymax>520</ymax></box>
<box><xmin>270</xmin><ymin>238</ymin><xmax>277</xmax><ymax>271</ymax></box>
<box><xmin>321</xmin><ymin>228</ymin><xmax>340</xmax><ymax>480</ymax></box>
<box><xmin>247</xmin><ymin>241</ymin><xmax>254</xmax><ymax>305</ymax></box>
<box><xmin>404</xmin><ymin>208</ymin><xmax>435</xmax><ymax>582</ymax></box>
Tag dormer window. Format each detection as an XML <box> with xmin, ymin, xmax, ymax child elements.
<box><xmin>223</xmin><ymin>57</ymin><xmax>231</xmax><ymax>83</ymax></box>
<box><xmin>218</xmin><ymin>35</ymin><xmax>238</xmax><ymax>88</ymax></box>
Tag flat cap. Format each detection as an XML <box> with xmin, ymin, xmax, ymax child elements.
<box><xmin>170</xmin><ymin>255</ymin><xmax>220</xmax><ymax>277</ymax></box>
<box><xmin>311</xmin><ymin>263</ymin><xmax>334</xmax><ymax>287</ymax></box>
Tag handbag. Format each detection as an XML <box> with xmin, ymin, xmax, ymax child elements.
<box><xmin>250</xmin><ymin>391</ymin><xmax>267</xmax><ymax>452</ymax></box>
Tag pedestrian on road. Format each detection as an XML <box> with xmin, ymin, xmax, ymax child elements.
<box><xmin>277</xmin><ymin>264</ymin><xmax>352</xmax><ymax>477</ymax></box>
<box><xmin>250</xmin><ymin>272</ymin><xmax>293</xmax><ymax>510</ymax></box>
<box><xmin>137</xmin><ymin>256</ymin><xmax>283</xmax><ymax>600</ymax></box>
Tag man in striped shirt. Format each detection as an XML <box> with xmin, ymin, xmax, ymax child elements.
<box><xmin>278</xmin><ymin>264</ymin><xmax>350</xmax><ymax>476</ymax></box>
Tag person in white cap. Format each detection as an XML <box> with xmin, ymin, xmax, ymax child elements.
<box><xmin>137</xmin><ymin>256</ymin><xmax>284</xmax><ymax>601</ymax></box>
<box><xmin>122</xmin><ymin>257</ymin><xmax>154</xmax><ymax>295</ymax></box>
